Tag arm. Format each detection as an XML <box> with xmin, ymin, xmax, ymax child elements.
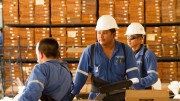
<box><xmin>141</xmin><ymin>50</ymin><xmax>158</xmax><ymax>87</ymax></box>
<box><xmin>72</xmin><ymin>47</ymin><xmax>92</xmax><ymax>95</ymax></box>
<box><xmin>18</xmin><ymin>65</ymin><xmax>47</xmax><ymax>101</ymax></box>
<box><xmin>125</xmin><ymin>45</ymin><xmax>140</xmax><ymax>88</ymax></box>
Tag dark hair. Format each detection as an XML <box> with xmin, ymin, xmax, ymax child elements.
<box><xmin>136</xmin><ymin>34</ymin><xmax>144</xmax><ymax>38</ymax></box>
<box><xmin>109</xmin><ymin>28</ymin><xmax>116</xmax><ymax>34</ymax></box>
<box><xmin>38</xmin><ymin>38</ymin><xmax>60</xmax><ymax>58</ymax></box>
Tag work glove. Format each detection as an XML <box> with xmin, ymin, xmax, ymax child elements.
<box><xmin>13</xmin><ymin>86</ymin><xmax>25</xmax><ymax>101</ymax></box>
<box><xmin>168</xmin><ymin>81</ymin><xmax>180</xmax><ymax>99</ymax></box>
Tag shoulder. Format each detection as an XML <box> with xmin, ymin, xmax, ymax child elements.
<box><xmin>116</xmin><ymin>41</ymin><xmax>132</xmax><ymax>51</ymax></box>
<box><xmin>34</xmin><ymin>62</ymin><xmax>52</xmax><ymax>72</ymax></box>
<box><xmin>84</xmin><ymin>42</ymin><xmax>98</xmax><ymax>53</ymax></box>
<box><xmin>144</xmin><ymin>48</ymin><xmax>157</xmax><ymax>58</ymax></box>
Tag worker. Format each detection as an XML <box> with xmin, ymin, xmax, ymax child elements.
<box><xmin>125</xmin><ymin>22</ymin><xmax>158</xmax><ymax>89</ymax></box>
<box><xmin>18</xmin><ymin>38</ymin><xmax>72</xmax><ymax>101</ymax></box>
<box><xmin>70</xmin><ymin>15</ymin><xmax>140</xmax><ymax>100</ymax></box>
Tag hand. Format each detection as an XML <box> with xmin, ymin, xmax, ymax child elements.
<box><xmin>69</xmin><ymin>93</ymin><xmax>75</xmax><ymax>101</ymax></box>
<box><xmin>18</xmin><ymin>86</ymin><xmax>25</xmax><ymax>94</ymax></box>
<box><xmin>13</xmin><ymin>93</ymin><xmax>21</xmax><ymax>101</ymax></box>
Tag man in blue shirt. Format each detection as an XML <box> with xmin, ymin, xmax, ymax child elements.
<box><xmin>125</xmin><ymin>22</ymin><xmax>158</xmax><ymax>89</ymax></box>
<box><xmin>18</xmin><ymin>38</ymin><xmax>72</xmax><ymax>101</ymax></box>
<box><xmin>70</xmin><ymin>15</ymin><xmax>140</xmax><ymax>100</ymax></box>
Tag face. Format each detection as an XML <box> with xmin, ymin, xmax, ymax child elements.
<box><xmin>97</xmin><ymin>30</ymin><xmax>115</xmax><ymax>46</ymax></box>
<box><xmin>126</xmin><ymin>35</ymin><xmax>143</xmax><ymax>48</ymax></box>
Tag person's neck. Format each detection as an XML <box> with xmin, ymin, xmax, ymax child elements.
<box><xmin>41</xmin><ymin>58</ymin><xmax>58</xmax><ymax>63</ymax></box>
<box><xmin>101</xmin><ymin>40</ymin><xmax>115</xmax><ymax>50</ymax></box>
<box><xmin>132</xmin><ymin>44</ymin><xmax>142</xmax><ymax>52</ymax></box>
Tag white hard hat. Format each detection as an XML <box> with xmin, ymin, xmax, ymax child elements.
<box><xmin>95</xmin><ymin>15</ymin><xmax>118</xmax><ymax>30</ymax></box>
<box><xmin>125</xmin><ymin>22</ymin><xmax>146</xmax><ymax>35</ymax></box>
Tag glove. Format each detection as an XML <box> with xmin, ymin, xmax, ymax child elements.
<box><xmin>129</xmin><ymin>78</ymin><xmax>139</xmax><ymax>84</ymax></box>
<box><xmin>69</xmin><ymin>93</ymin><xmax>75</xmax><ymax>101</ymax></box>
<box><xmin>18</xmin><ymin>86</ymin><xmax>25</xmax><ymax>94</ymax></box>
<box><xmin>13</xmin><ymin>86</ymin><xmax>25</xmax><ymax>101</ymax></box>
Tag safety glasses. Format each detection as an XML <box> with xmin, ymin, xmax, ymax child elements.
<box><xmin>127</xmin><ymin>35</ymin><xmax>141</xmax><ymax>40</ymax></box>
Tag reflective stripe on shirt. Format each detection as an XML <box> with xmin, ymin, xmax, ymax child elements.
<box><xmin>28</xmin><ymin>80</ymin><xmax>44</xmax><ymax>89</ymax></box>
<box><xmin>126</xmin><ymin>67</ymin><xmax>138</xmax><ymax>73</ymax></box>
<box><xmin>147</xmin><ymin>70</ymin><xmax>158</xmax><ymax>75</ymax></box>
<box><xmin>77</xmin><ymin>69</ymin><xmax>88</xmax><ymax>76</ymax></box>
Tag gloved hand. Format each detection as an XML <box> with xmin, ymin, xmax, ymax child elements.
<box><xmin>13</xmin><ymin>86</ymin><xmax>25</xmax><ymax>101</ymax></box>
<box><xmin>129</xmin><ymin>78</ymin><xmax>139</xmax><ymax>84</ymax></box>
<box><xmin>168</xmin><ymin>81</ymin><xmax>180</xmax><ymax>99</ymax></box>
<box><xmin>18</xmin><ymin>86</ymin><xmax>25</xmax><ymax>94</ymax></box>
<box><xmin>69</xmin><ymin>93</ymin><xmax>75</xmax><ymax>101</ymax></box>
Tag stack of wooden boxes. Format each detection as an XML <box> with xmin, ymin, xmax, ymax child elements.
<box><xmin>81</xmin><ymin>27</ymin><xmax>96</xmax><ymax>45</ymax></box>
<box><xmin>158</xmin><ymin>62</ymin><xmax>178</xmax><ymax>83</ymax></box>
<box><xmin>81</xmin><ymin>0</ymin><xmax>96</xmax><ymax>24</ymax></box>
<box><xmin>128</xmin><ymin>0</ymin><xmax>144</xmax><ymax>23</ymax></box>
<box><xmin>3</xmin><ymin>28</ymin><xmax>19</xmax><ymax>47</ymax></box>
<box><xmin>146</xmin><ymin>27</ymin><xmax>161</xmax><ymax>45</ymax></box>
<box><xmin>66</xmin><ymin>0</ymin><xmax>81</xmax><ymax>23</ymax></box>
<box><xmin>19</xmin><ymin>0</ymin><xmax>35</xmax><ymax>24</ymax></box>
<box><xmin>34</xmin><ymin>0</ymin><xmax>50</xmax><ymax>24</ymax></box>
<box><xmin>162</xmin><ymin>0</ymin><xmax>177</xmax><ymax>23</ymax></box>
<box><xmin>145</xmin><ymin>0</ymin><xmax>161</xmax><ymax>23</ymax></box>
<box><xmin>4</xmin><ymin>63</ymin><xmax>21</xmax><ymax>92</ymax></box>
<box><xmin>114</xmin><ymin>0</ymin><xmax>129</xmax><ymax>24</ymax></box>
<box><xmin>19</xmin><ymin>28</ymin><xmax>35</xmax><ymax>60</ymax></box>
<box><xmin>99</xmin><ymin>0</ymin><xmax>114</xmax><ymax>16</ymax></box>
<box><xmin>35</xmin><ymin>28</ymin><xmax>50</xmax><ymax>44</ymax></box>
<box><xmin>66</xmin><ymin>28</ymin><xmax>82</xmax><ymax>58</ymax></box>
<box><xmin>3</xmin><ymin>0</ymin><xmax>19</xmax><ymax>24</ymax></box>
<box><xmin>51</xmin><ymin>0</ymin><xmax>67</xmax><ymax>24</ymax></box>
<box><xmin>146</xmin><ymin>26</ymin><xmax>162</xmax><ymax>57</ymax></box>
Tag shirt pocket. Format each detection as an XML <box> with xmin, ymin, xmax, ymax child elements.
<box><xmin>93</xmin><ymin>62</ymin><xmax>105</xmax><ymax>77</ymax></box>
<box><xmin>114</xmin><ymin>56</ymin><xmax>126</xmax><ymax>76</ymax></box>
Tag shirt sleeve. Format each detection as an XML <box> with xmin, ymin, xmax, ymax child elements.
<box><xmin>125</xmin><ymin>45</ymin><xmax>140</xmax><ymax>79</ymax></box>
<box><xmin>124</xmin><ymin>45</ymin><xmax>141</xmax><ymax>89</ymax></box>
<box><xmin>18</xmin><ymin>65</ymin><xmax>47</xmax><ymax>101</ymax></box>
<box><xmin>72</xmin><ymin>46</ymin><xmax>91</xmax><ymax>95</ymax></box>
<box><xmin>141</xmin><ymin>50</ymin><xmax>158</xmax><ymax>88</ymax></box>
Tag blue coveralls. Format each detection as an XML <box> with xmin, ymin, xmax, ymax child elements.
<box><xmin>19</xmin><ymin>60</ymin><xmax>72</xmax><ymax>101</ymax></box>
<box><xmin>72</xmin><ymin>41</ymin><xmax>140</xmax><ymax>99</ymax></box>
<box><xmin>135</xmin><ymin>45</ymin><xmax>158</xmax><ymax>89</ymax></box>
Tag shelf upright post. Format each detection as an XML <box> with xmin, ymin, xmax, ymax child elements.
<box><xmin>17</xmin><ymin>36</ymin><xmax>24</xmax><ymax>85</ymax></box>
<box><xmin>96</xmin><ymin>0</ymin><xmax>99</xmax><ymax>21</ymax></box>
<box><xmin>0</xmin><ymin>48</ymin><xmax>5</xmax><ymax>97</ymax></box>
<box><xmin>143</xmin><ymin>0</ymin><xmax>146</xmax><ymax>45</ymax></box>
<box><xmin>49</xmin><ymin>0</ymin><xmax>52</xmax><ymax>37</ymax></box>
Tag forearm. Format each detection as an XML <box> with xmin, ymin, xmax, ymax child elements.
<box><xmin>19</xmin><ymin>80</ymin><xmax>44</xmax><ymax>101</ymax></box>
<box><xmin>141</xmin><ymin>73</ymin><xmax>158</xmax><ymax>87</ymax></box>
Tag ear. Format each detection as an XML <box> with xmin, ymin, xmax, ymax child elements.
<box><xmin>39</xmin><ymin>52</ymin><xmax>44</xmax><ymax>59</ymax></box>
<box><xmin>140</xmin><ymin>36</ymin><xmax>144</xmax><ymax>40</ymax></box>
<box><xmin>111</xmin><ymin>32</ymin><xmax>116</xmax><ymax>38</ymax></box>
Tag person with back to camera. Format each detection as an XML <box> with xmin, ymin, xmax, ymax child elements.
<box><xmin>125</xmin><ymin>22</ymin><xmax>158</xmax><ymax>89</ymax></box>
<box><xmin>69</xmin><ymin>15</ymin><xmax>141</xmax><ymax>101</ymax></box>
<box><xmin>16</xmin><ymin>38</ymin><xmax>72</xmax><ymax>101</ymax></box>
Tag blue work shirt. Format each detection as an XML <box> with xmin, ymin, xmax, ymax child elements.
<box><xmin>19</xmin><ymin>60</ymin><xmax>72</xmax><ymax>101</ymax></box>
<box><xmin>72</xmin><ymin>41</ymin><xmax>140</xmax><ymax>99</ymax></box>
<box><xmin>135</xmin><ymin>45</ymin><xmax>158</xmax><ymax>89</ymax></box>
